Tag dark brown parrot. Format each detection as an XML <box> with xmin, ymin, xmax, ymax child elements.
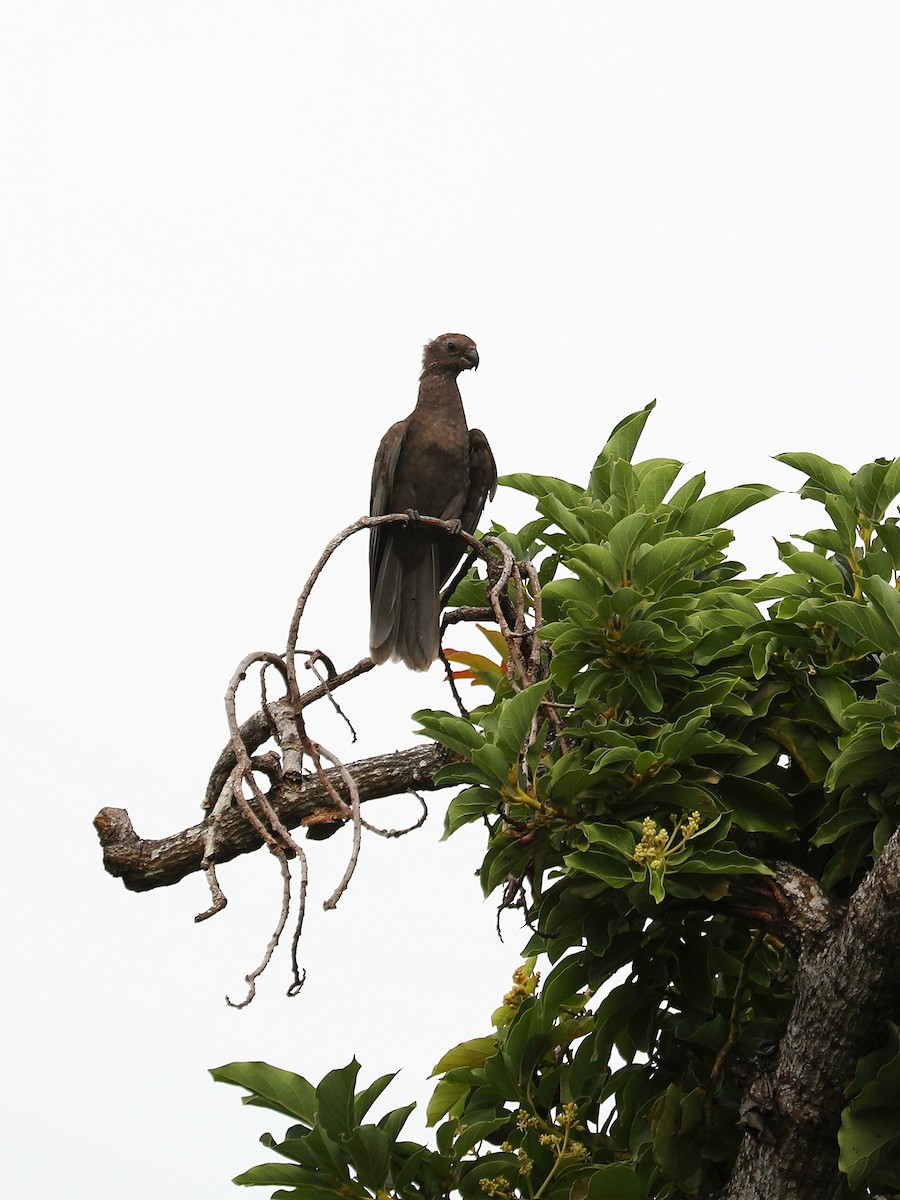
<box><xmin>369</xmin><ymin>333</ymin><xmax>497</xmax><ymax>671</ymax></box>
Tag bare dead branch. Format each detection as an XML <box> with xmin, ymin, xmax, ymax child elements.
<box><xmin>94</xmin><ymin>743</ymin><xmax>457</xmax><ymax>892</ymax></box>
<box><xmin>300</xmin><ymin>650</ymin><xmax>359</xmax><ymax>742</ymax></box>
<box><xmin>312</xmin><ymin>740</ymin><xmax>363</xmax><ymax>911</ymax></box>
<box><xmin>94</xmin><ymin>512</ymin><xmax>544</xmax><ymax>1003</ymax></box>
<box><xmin>202</xmin><ymin>661</ymin><xmax>376</xmax><ymax>811</ymax></box>
<box><xmin>438</xmin><ymin>641</ymin><xmax>471</xmax><ymax>719</ymax></box>
<box><xmin>361</xmin><ymin>792</ymin><xmax>428</xmax><ymax>838</ymax></box>
<box><xmin>226</xmin><ymin>851</ymin><xmax>295</xmax><ymax>1009</ymax></box>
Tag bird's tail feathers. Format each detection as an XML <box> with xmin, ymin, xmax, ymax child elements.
<box><xmin>369</xmin><ymin>542</ymin><xmax>441</xmax><ymax>671</ymax></box>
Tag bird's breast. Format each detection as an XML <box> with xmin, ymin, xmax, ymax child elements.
<box><xmin>392</xmin><ymin>412</ymin><xmax>470</xmax><ymax>517</ymax></box>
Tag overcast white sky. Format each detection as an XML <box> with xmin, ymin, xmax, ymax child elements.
<box><xmin>2</xmin><ymin>3</ymin><xmax>899</xmax><ymax>1196</ymax></box>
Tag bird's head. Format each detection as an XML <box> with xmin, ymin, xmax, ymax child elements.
<box><xmin>421</xmin><ymin>333</ymin><xmax>479</xmax><ymax>377</ymax></box>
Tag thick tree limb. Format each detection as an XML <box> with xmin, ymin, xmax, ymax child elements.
<box><xmin>723</xmin><ymin>826</ymin><xmax>900</xmax><ymax>1200</ymax></box>
<box><xmin>723</xmin><ymin>859</ymin><xmax>843</xmax><ymax>945</ymax></box>
<box><xmin>93</xmin><ymin>741</ymin><xmax>455</xmax><ymax>893</ymax></box>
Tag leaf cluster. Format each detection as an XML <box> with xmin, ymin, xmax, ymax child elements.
<box><xmin>219</xmin><ymin>406</ymin><xmax>900</xmax><ymax>1196</ymax></box>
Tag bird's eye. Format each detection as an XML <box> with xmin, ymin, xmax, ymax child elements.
<box><xmin>445</xmin><ymin>339</ymin><xmax>458</xmax><ymax>352</ymax></box>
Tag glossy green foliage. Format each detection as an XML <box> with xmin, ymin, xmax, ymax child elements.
<box><xmin>219</xmin><ymin>409</ymin><xmax>900</xmax><ymax>1197</ymax></box>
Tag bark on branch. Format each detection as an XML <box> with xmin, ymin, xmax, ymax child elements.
<box><xmin>93</xmin><ymin>741</ymin><xmax>455</xmax><ymax>893</ymax></box>
<box><xmin>723</xmin><ymin>827</ymin><xmax>900</xmax><ymax>1199</ymax></box>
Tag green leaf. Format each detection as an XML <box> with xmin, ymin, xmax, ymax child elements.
<box><xmin>629</xmin><ymin>666</ymin><xmax>662</xmax><ymax>712</ymax></box>
<box><xmin>608</xmin><ymin>512</ymin><xmax>654</xmax><ymax>571</ymax></box>
<box><xmin>854</xmin><ymin>457</ymin><xmax>900</xmax><ymax>523</ymax></box>
<box><xmin>443</xmin><ymin>786</ymin><xmax>495</xmax><ymax>837</ymax></box>
<box><xmin>539</xmin><ymin>494</ymin><xmax>592</xmax><ymax>541</ymax></box>
<box><xmin>840</xmin><ymin>1032</ymin><xmax>900</xmax><ymax>1187</ymax></box>
<box><xmin>576</xmin><ymin>822</ymin><xmax>639</xmax><ymax>857</ymax></box>
<box><xmin>859</xmin><ymin>575</ymin><xmax>900</xmax><ymax>639</ymax></box>
<box><xmin>430</xmin><ymin>1036</ymin><xmax>499</xmax><ymax>1076</ymax></box>
<box><xmin>571</xmin><ymin>541</ymin><xmax>622</xmax><ymax>586</ymax></box>
<box><xmin>494</xmin><ymin>682</ymin><xmax>551</xmax><ymax>759</ymax></box>
<box><xmin>315</xmin><ymin>1059</ymin><xmax>360</xmax><ymax>1140</ymax></box>
<box><xmin>812</xmin><ymin>805</ymin><xmax>873</xmax><ymax>847</ymax></box>
<box><xmin>577</xmin><ymin>1163</ymin><xmax>643</xmax><ymax>1199</ymax></box>
<box><xmin>640</xmin><ymin>782</ymin><xmax>719</xmax><ymax>817</ymax></box>
<box><xmin>809</xmin><ymin>674</ymin><xmax>858</xmax><ymax>728</ymax></box>
<box><xmin>540</xmin><ymin>954</ymin><xmax>590</xmax><ymax>1012</ymax></box>
<box><xmin>814</xmin><ymin>598</ymin><xmax>897</xmax><ymax>653</ymax></box>
<box><xmin>652</xmin><ymin>1082</ymin><xmax>705</xmax><ymax>1185</ymax></box>
<box><xmin>480</xmin><ymin>832</ymin><xmax>533</xmax><ymax>896</ymax></box>
<box><xmin>667</xmin><ymin>471</ymin><xmax>706</xmax><ymax>512</ymax></box>
<box><xmin>471</xmin><ymin>742</ymin><xmax>514</xmax><ymax>786</ymax></box>
<box><xmin>677</xmin><ymin>849</ymin><xmax>772</xmax><ymax>875</ymax></box>
<box><xmin>775</xmin><ymin>541</ymin><xmax>845</xmax><ymax>588</ymax></box>
<box><xmin>232</xmin><ymin>1162</ymin><xmax>319</xmax><ymax>1188</ymax></box>
<box><xmin>776</xmin><ymin>452</ymin><xmax>852</xmax><ymax>500</ymax></box>
<box><xmin>499</xmin><ymin>472</ymin><xmax>584</xmax><ymax>507</ymax></box>
<box><xmin>457</xmin><ymin>1153</ymin><xmax>520</xmax><ymax>1199</ymax></box>
<box><xmin>353</xmin><ymin>1072</ymin><xmax>397</xmax><ymax>1124</ymax></box>
<box><xmin>676</xmin><ymin>484</ymin><xmax>778</xmax><ymax>536</ymax></box>
<box><xmin>276</xmin><ymin>1125</ymin><xmax>348</xmax><ymax>1179</ymax></box>
<box><xmin>452</xmin><ymin>1116</ymin><xmax>512</xmax><ymax>1158</ymax></box>
<box><xmin>434</xmin><ymin>762</ymin><xmax>493</xmax><ymax>788</ymax></box>
<box><xmin>631</xmin><ymin>536</ymin><xmax>723</xmax><ymax>593</ymax></box>
<box><xmin>211</xmin><ymin>1062</ymin><xmax>317</xmax><ymax>1123</ymax></box>
<box><xmin>645</xmin><ymin>864</ymin><xmax>666</xmax><ymax>902</ymax></box>
<box><xmin>377</xmin><ymin>1101</ymin><xmax>416</xmax><ymax>1144</ymax></box>
<box><xmin>798</xmin><ymin>526</ymin><xmax>852</xmax><ymax>554</ymax></box>
<box><xmin>414</xmin><ymin>710</ymin><xmax>486</xmax><ymax>756</ymax></box>
<box><xmin>635</xmin><ymin>458</ymin><xmax>684</xmax><ymax>510</ymax></box>
<box><xmin>564</xmin><ymin>849</ymin><xmax>636</xmax><ymax>888</ymax></box>
<box><xmin>588</xmin><ymin>402</ymin><xmax>657</xmax><ymax>498</ymax></box>
<box><xmin>721</xmin><ymin>776</ymin><xmax>797</xmax><ymax>835</ymax></box>
<box><xmin>346</xmin><ymin>1126</ymin><xmax>392</xmax><ymax>1190</ymax></box>
<box><xmin>762</xmin><ymin>715</ymin><xmax>833</xmax><ymax>781</ymax></box>
<box><xmin>426</xmin><ymin>1078</ymin><xmax>469</xmax><ymax>1126</ymax></box>
<box><xmin>826</xmin><ymin>729</ymin><xmax>897</xmax><ymax>791</ymax></box>
<box><xmin>875</xmin><ymin>520</ymin><xmax>900</xmax><ymax>567</ymax></box>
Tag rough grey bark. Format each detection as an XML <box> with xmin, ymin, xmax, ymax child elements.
<box><xmin>94</xmin><ymin>740</ymin><xmax>453</xmax><ymax>892</ymax></box>
<box><xmin>723</xmin><ymin>828</ymin><xmax>900</xmax><ymax>1199</ymax></box>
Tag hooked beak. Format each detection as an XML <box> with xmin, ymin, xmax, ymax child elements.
<box><xmin>464</xmin><ymin>346</ymin><xmax>479</xmax><ymax>371</ymax></box>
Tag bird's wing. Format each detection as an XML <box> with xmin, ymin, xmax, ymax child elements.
<box><xmin>460</xmin><ymin>427</ymin><xmax>498</xmax><ymax>535</ymax></box>
<box><xmin>369</xmin><ymin>419</ymin><xmax>407</xmax><ymax>601</ymax></box>
<box><xmin>438</xmin><ymin>427</ymin><xmax>497</xmax><ymax>590</ymax></box>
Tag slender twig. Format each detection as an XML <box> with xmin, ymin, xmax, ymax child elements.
<box><xmin>226</xmin><ymin>851</ymin><xmax>294</xmax><ymax>1009</ymax></box>
<box><xmin>196</xmin><ymin>859</ymin><xmax>227</xmax><ymax>922</ymax></box>
<box><xmin>301</xmin><ymin>649</ymin><xmax>359</xmax><ymax>742</ymax></box>
<box><xmin>441</xmin><ymin>605</ymin><xmax>494</xmax><ymax>626</ymax></box>
<box><xmin>361</xmin><ymin>792</ymin><xmax>429</xmax><ymax>838</ymax></box>
<box><xmin>704</xmin><ymin>929</ymin><xmax>764</xmax><ymax>1125</ymax></box>
<box><xmin>287</xmin><ymin>839</ymin><xmax>309</xmax><ymax>997</ymax></box>
<box><xmin>440</xmin><ymin>546</ymin><xmax>481</xmax><ymax>608</ymax></box>
<box><xmin>305</xmin><ymin>740</ymin><xmax>363</xmax><ymax>910</ymax></box>
<box><xmin>438</xmin><ymin>641</ymin><xmax>470</xmax><ymax>718</ymax></box>
<box><xmin>217</xmin><ymin>651</ymin><xmax>312</xmax><ymax>995</ymax></box>
<box><xmin>484</xmin><ymin>537</ymin><xmax>528</xmax><ymax>686</ymax></box>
